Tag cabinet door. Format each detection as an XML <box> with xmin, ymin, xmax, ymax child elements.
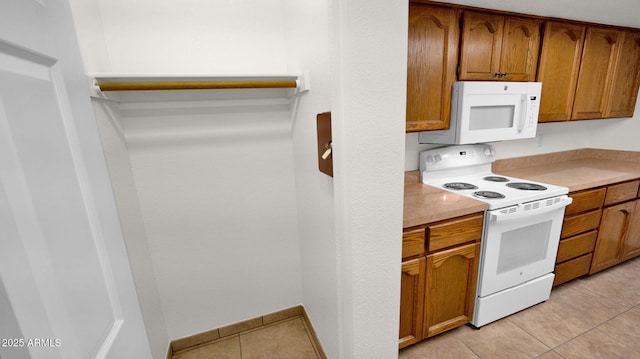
<box><xmin>590</xmin><ymin>201</ymin><xmax>636</xmax><ymax>274</ymax></box>
<box><xmin>572</xmin><ymin>27</ymin><xmax>622</xmax><ymax>120</ymax></box>
<box><xmin>459</xmin><ymin>12</ymin><xmax>540</xmax><ymax>81</ymax></box>
<box><xmin>459</xmin><ymin>11</ymin><xmax>504</xmax><ymax>80</ymax></box>
<box><xmin>399</xmin><ymin>257</ymin><xmax>425</xmax><ymax>349</ymax></box>
<box><xmin>424</xmin><ymin>242</ymin><xmax>480</xmax><ymax>338</ymax></box>
<box><xmin>498</xmin><ymin>16</ymin><xmax>541</xmax><ymax>81</ymax></box>
<box><xmin>606</xmin><ymin>30</ymin><xmax>640</xmax><ymax>118</ymax></box>
<box><xmin>406</xmin><ymin>4</ymin><xmax>459</xmax><ymax>132</ymax></box>
<box><xmin>537</xmin><ymin>22</ymin><xmax>586</xmax><ymax>122</ymax></box>
<box><xmin>623</xmin><ymin>199</ymin><xmax>640</xmax><ymax>261</ymax></box>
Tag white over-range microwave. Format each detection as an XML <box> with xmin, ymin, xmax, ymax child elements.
<box><xmin>419</xmin><ymin>81</ymin><xmax>542</xmax><ymax>144</ymax></box>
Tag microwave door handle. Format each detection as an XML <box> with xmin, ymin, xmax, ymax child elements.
<box><xmin>517</xmin><ymin>96</ymin><xmax>526</xmax><ymax>133</ymax></box>
<box><xmin>490</xmin><ymin>196</ymin><xmax>573</xmax><ymax>223</ymax></box>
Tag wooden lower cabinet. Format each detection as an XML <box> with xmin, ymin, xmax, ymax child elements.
<box><xmin>555</xmin><ymin>181</ymin><xmax>640</xmax><ymax>285</ymax></box>
<box><xmin>623</xmin><ymin>202</ymin><xmax>640</xmax><ymax>260</ymax></box>
<box><xmin>591</xmin><ymin>200</ymin><xmax>637</xmax><ymax>274</ymax></box>
<box><xmin>423</xmin><ymin>242</ymin><xmax>480</xmax><ymax>338</ymax></box>
<box><xmin>554</xmin><ymin>188</ymin><xmax>604</xmax><ymax>286</ymax></box>
<box><xmin>555</xmin><ymin>253</ymin><xmax>593</xmax><ymax>286</ymax></box>
<box><xmin>400</xmin><ymin>213</ymin><xmax>482</xmax><ymax>349</ymax></box>
<box><xmin>399</xmin><ymin>258</ymin><xmax>425</xmax><ymax>349</ymax></box>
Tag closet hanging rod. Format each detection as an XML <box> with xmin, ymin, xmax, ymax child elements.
<box><xmin>95</xmin><ymin>79</ymin><xmax>298</xmax><ymax>92</ymax></box>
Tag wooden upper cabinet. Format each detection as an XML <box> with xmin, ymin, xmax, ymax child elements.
<box><xmin>500</xmin><ymin>17</ymin><xmax>542</xmax><ymax>80</ymax></box>
<box><xmin>459</xmin><ymin>12</ymin><xmax>503</xmax><ymax>80</ymax></box>
<box><xmin>572</xmin><ymin>27</ymin><xmax>622</xmax><ymax>120</ymax></box>
<box><xmin>459</xmin><ymin>11</ymin><xmax>540</xmax><ymax>81</ymax></box>
<box><xmin>536</xmin><ymin>22</ymin><xmax>586</xmax><ymax>122</ymax></box>
<box><xmin>606</xmin><ymin>30</ymin><xmax>640</xmax><ymax>118</ymax></box>
<box><xmin>406</xmin><ymin>4</ymin><xmax>460</xmax><ymax>132</ymax></box>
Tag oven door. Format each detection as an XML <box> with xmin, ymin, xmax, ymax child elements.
<box><xmin>477</xmin><ymin>195</ymin><xmax>572</xmax><ymax>297</ymax></box>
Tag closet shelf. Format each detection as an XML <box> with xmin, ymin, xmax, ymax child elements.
<box><xmin>93</xmin><ymin>75</ymin><xmax>301</xmax><ymax>92</ymax></box>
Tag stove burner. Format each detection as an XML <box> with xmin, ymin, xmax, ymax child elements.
<box><xmin>507</xmin><ymin>182</ymin><xmax>547</xmax><ymax>191</ymax></box>
<box><xmin>484</xmin><ymin>176</ymin><xmax>509</xmax><ymax>182</ymax></box>
<box><xmin>473</xmin><ymin>191</ymin><xmax>506</xmax><ymax>199</ymax></box>
<box><xmin>444</xmin><ymin>182</ymin><xmax>478</xmax><ymax>190</ymax></box>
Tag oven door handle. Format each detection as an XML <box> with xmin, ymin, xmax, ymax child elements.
<box><xmin>490</xmin><ymin>196</ymin><xmax>573</xmax><ymax>223</ymax></box>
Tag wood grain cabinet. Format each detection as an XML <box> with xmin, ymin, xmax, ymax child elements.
<box><xmin>554</xmin><ymin>187</ymin><xmax>604</xmax><ymax>286</ymax></box>
<box><xmin>399</xmin><ymin>257</ymin><xmax>425</xmax><ymax>348</ymax></box>
<box><xmin>606</xmin><ymin>30</ymin><xmax>640</xmax><ymax>118</ymax></box>
<box><xmin>539</xmin><ymin>25</ymin><xmax>640</xmax><ymax>122</ymax></box>
<box><xmin>572</xmin><ymin>27</ymin><xmax>624</xmax><ymax>120</ymax></box>
<box><xmin>424</xmin><ymin>242</ymin><xmax>479</xmax><ymax>338</ymax></box>
<box><xmin>590</xmin><ymin>180</ymin><xmax>640</xmax><ymax>274</ymax></box>
<box><xmin>405</xmin><ymin>4</ymin><xmax>640</xmax><ymax>131</ymax></box>
<box><xmin>555</xmin><ymin>180</ymin><xmax>640</xmax><ymax>285</ymax></box>
<box><xmin>459</xmin><ymin>11</ymin><xmax>541</xmax><ymax>81</ymax></box>
<box><xmin>399</xmin><ymin>213</ymin><xmax>483</xmax><ymax>349</ymax></box>
<box><xmin>623</xmin><ymin>196</ymin><xmax>640</xmax><ymax>260</ymax></box>
<box><xmin>536</xmin><ymin>22</ymin><xmax>586</xmax><ymax>122</ymax></box>
<box><xmin>406</xmin><ymin>4</ymin><xmax>460</xmax><ymax>132</ymax></box>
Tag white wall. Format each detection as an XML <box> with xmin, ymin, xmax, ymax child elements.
<box><xmin>329</xmin><ymin>0</ymin><xmax>407</xmax><ymax>357</ymax></box>
<box><xmin>431</xmin><ymin>0</ymin><xmax>640</xmax><ymax>28</ymax></box>
<box><xmin>406</xmin><ymin>0</ymin><xmax>640</xmax><ymax>171</ymax></box>
<box><xmin>120</xmin><ymin>89</ymin><xmax>302</xmax><ymax>340</ymax></box>
<box><xmin>69</xmin><ymin>0</ymin><xmax>304</xmax><ymax>349</ymax></box>
<box><xmin>71</xmin><ymin>0</ymin><xmax>289</xmax><ymax>75</ymax></box>
<box><xmin>281</xmin><ymin>1</ymin><xmax>340</xmax><ymax>357</ymax></box>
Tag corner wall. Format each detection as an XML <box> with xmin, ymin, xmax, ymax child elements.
<box><xmin>68</xmin><ymin>0</ymin><xmax>305</xmax><ymax>351</ymax></box>
<box><xmin>119</xmin><ymin>89</ymin><xmax>303</xmax><ymax>340</ymax></box>
<box><xmin>281</xmin><ymin>0</ymin><xmax>340</xmax><ymax>357</ymax></box>
<box><xmin>330</xmin><ymin>0</ymin><xmax>408</xmax><ymax>357</ymax></box>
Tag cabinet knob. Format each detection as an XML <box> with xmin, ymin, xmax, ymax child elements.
<box><xmin>494</xmin><ymin>72</ymin><xmax>508</xmax><ymax>77</ymax></box>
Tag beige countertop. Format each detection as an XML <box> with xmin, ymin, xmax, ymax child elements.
<box><xmin>403</xmin><ymin>171</ymin><xmax>487</xmax><ymax>228</ymax></box>
<box><xmin>493</xmin><ymin>148</ymin><xmax>640</xmax><ymax>192</ymax></box>
<box><xmin>404</xmin><ymin>148</ymin><xmax>640</xmax><ymax>229</ymax></box>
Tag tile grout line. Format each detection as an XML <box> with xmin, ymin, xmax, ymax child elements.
<box><xmin>572</xmin><ymin>276</ymin><xmax>639</xmax><ymax>309</ymax></box>
<box><xmin>588</xmin><ymin>307</ymin><xmax>640</xmax><ymax>357</ymax></box>
<box><xmin>503</xmin><ymin>315</ymin><xmax>555</xmax><ymax>351</ymax></box>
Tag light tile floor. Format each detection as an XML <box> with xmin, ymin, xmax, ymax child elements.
<box><xmin>171</xmin><ymin>257</ymin><xmax>640</xmax><ymax>359</ymax></box>
<box><xmin>400</xmin><ymin>256</ymin><xmax>640</xmax><ymax>359</ymax></box>
<box><xmin>171</xmin><ymin>316</ymin><xmax>322</xmax><ymax>359</ymax></box>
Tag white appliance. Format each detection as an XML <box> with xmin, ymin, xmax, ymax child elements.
<box><xmin>420</xmin><ymin>144</ymin><xmax>572</xmax><ymax>327</ymax></box>
<box><xmin>419</xmin><ymin>81</ymin><xmax>542</xmax><ymax>144</ymax></box>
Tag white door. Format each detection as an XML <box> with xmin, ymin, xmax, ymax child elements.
<box><xmin>0</xmin><ymin>1</ymin><xmax>152</xmax><ymax>358</ymax></box>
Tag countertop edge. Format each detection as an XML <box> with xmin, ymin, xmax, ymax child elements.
<box><xmin>404</xmin><ymin>148</ymin><xmax>640</xmax><ymax>229</ymax></box>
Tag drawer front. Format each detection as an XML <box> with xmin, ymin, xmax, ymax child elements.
<box><xmin>427</xmin><ymin>214</ymin><xmax>483</xmax><ymax>252</ymax></box>
<box><xmin>604</xmin><ymin>180</ymin><xmax>640</xmax><ymax>206</ymax></box>
<box><xmin>553</xmin><ymin>253</ymin><xmax>592</xmax><ymax>286</ymax></box>
<box><xmin>565</xmin><ymin>188</ymin><xmax>606</xmax><ymax>216</ymax></box>
<box><xmin>556</xmin><ymin>230</ymin><xmax>597</xmax><ymax>263</ymax></box>
<box><xmin>403</xmin><ymin>227</ymin><xmax>426</xmax><ymax>259</ymax></box>
<box><xmin>561</xmin><ymin>210</ymin><xmax>602</xmax><ymax>238</ymax></box>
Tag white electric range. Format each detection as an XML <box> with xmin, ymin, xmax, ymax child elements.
<box><xmin>420</xmin><ymin>144</ymin><xmax>572</xmax><ymax>327</ymax></box>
